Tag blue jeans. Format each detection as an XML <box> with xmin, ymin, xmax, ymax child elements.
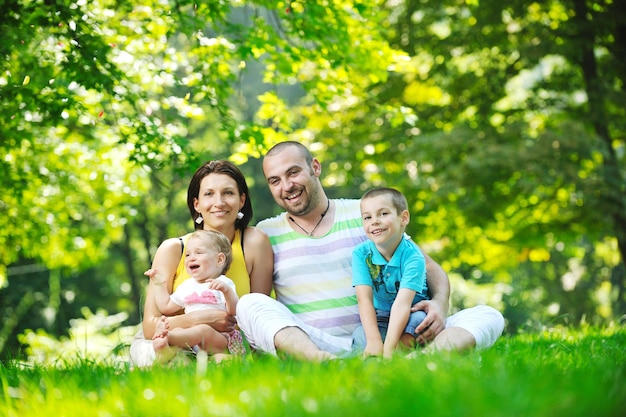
<box><xmin>352</xmin><ymin>309</ymin><xmax>427</xmax><ymax>353</ymax></box>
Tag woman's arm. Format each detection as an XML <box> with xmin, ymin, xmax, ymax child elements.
<box><xmin>242</xmin><ymin>227</ymin><xmax>274</xmax><ymax>295</ymax></box>
<box><xmin>168</xmin><ymin>309</ymin><xmax>235</xmax><ymax>333</ymax></box>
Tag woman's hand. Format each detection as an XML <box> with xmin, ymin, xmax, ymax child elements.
<box><xmin>168</xmin><ymin>309</ymin><xmax>237</xmax><ymax>333</ymax></box>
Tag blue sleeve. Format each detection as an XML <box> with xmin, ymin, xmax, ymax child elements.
<box><xmin>352</xmin><ymin>242</ymin><xmax>373</xmax><ymax>287</ymax></box>
<box><xmin>399</xmin><ymin>243</ymin><xmax>427</xmax><ymax>296</ymax></box>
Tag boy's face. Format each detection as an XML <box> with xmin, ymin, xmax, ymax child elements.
<box><xmin>360</xmin><ymin>194</ymin><xmax>409</xmax><ymax>245</ymax></box>
<box><xmin>184</xmin><ymin>238</ymin><xmax>225</xmax><ymax>282</ymax></box>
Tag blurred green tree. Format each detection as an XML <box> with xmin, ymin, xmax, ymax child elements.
<box><xmin>0</xmin><ymin>0</ymin><xmax>406</xmax><ymax>358</ymax></box>
<box><xmin>281</xmin><ymin>0</ymin><xmax>625</xmax><ymax>329</ymax></box>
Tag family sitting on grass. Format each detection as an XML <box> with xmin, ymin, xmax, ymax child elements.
<box><xmin>129</xmin><ymin>141</ymin><xmax>505</xmax><ymax>366</ymax></box>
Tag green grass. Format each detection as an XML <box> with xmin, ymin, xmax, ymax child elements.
<box><xmin>1</xmin><ymin>326</ymin><xmax>625</xmax><ymax>417</ymax></box>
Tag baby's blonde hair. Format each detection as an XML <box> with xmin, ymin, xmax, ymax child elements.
<box><xmin>188</xmin><ymin>230</ymin><xmax>232</xmax><ymax>274</ymax></box>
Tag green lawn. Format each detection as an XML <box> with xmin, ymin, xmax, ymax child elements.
<box><xmin>1</xmin><ymin>326</ymin><xmax>624</xmax><ymax>417</ymax></box>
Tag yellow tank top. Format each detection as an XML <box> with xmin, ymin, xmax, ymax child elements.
<box><xmin>172</xmin><ymin>229</ymin><xmax>251</xmax><ymax>297</ymax></box>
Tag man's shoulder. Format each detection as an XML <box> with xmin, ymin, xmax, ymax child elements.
<box><xmin>256</xmin><ymin>212</ymin><xmax>287</xmax><ymax>228</ymax></box>
<box><xmin>334</xmin><ymin>198</ymin><xmax>362</xmax><ymax>223</ymax></box>
<box><xmin>256</xmin><ymin>199</ymin><xmax>360</xmax><ymax>226</ymax></box>
<box><xmin>335</xmin><ymin>198</ymin><xmax>361</xmax><ymax>209</ymax></box>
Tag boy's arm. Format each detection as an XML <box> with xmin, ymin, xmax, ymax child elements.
<box><xmin>384</xmin><ymin>288</ymin><xmax>416</xmax><ymax>358</ymax></box>
<box><xmin>355</xmin><ymin>285</ymin><xmax>383</xmax><ymax>357</ymax></box>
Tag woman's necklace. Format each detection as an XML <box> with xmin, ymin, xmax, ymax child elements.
<box><xmin>289</xmin><ymin>198</ymin><xmax>330</xmax><ymax>236</ymax></box>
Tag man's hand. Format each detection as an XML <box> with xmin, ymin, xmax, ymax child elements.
<box><xmin>411</xmin><ymin>299</ymin><xmax>446</xmax><ymax>345</ymax></box>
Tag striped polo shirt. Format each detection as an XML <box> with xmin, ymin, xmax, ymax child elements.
<box><xmin>257</xmin><ymin>199</ymin><xmax>367</xmax><ymax>339</ymax></box>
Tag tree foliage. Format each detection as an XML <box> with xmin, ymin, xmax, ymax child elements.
<box><xmin>1</xmin><ymin>0</ymin><xmax>624</xmax><ymax>359</ymax></box>
<box><xmin>0</xmin><ymin>0</ymin><xmax>404</xmax><ymax>357</ymax></box>
<box><xmin>290</xmin><ymin>0</ymin><xmax>625</xmax><ymax>328</ymax></box>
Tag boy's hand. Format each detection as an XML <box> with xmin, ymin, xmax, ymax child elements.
<box><xmin>363</xmin><ymin>340</ymin><xmax>383</xmax><ymax>358</ymax></box>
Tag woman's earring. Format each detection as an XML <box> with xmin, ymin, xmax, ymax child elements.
<box><xmin>237</xmin><ymin>211</ymin><xmax>244</xmax><ymax>220</ymax></box>
<box><xmin>195</xmin><ymin>216</ymin><xmax>204</xmax><ymax>224</ymax></box>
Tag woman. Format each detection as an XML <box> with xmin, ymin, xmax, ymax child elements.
<box><xmin>129</xmin><ymin>160</ymin><xmax>273</xmax><ymax>366</ymax></box>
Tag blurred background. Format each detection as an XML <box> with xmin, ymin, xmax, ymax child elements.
<box><xmin>1</xmin><ymin>0</ymin><xmax>624</xmax><ymax>362</ymax></box>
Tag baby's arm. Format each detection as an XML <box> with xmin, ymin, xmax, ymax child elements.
<box><xmin>209</xmin><ymin>279</ymin><xmax>239</xmax><ymax>315</ymax></box>
<box><xmin>144</xmin><ymin>269</ymin><xmax>183</xmax><ymax>315</ymax></box>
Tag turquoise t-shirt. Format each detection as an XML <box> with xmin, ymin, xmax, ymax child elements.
<box><xmin>352</xmin><ymin>235</ymin><xmax>429</xmax><ymax>311</ymax></box>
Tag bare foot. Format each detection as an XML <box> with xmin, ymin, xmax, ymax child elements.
<box><xmin>212</xmin><ymin>353</ymin><xmax>233</xmax><ymax>364</ymax></box>
<box><xmin>152</xmin><ymin>316</ymin><xmax>177</xmax><ymax>363</ymax></box>
<box><xmin>309</xmin><ymin>351</ymin><xmax>338</xmax><ymax>362</ymax></box>
<box><xmin>400</xmin><ymin>333</ymin><xmax>417</xmax><ymax>349</ymax></box>
<box><xmin>152</xmin><ymin>316</ymin><xmax>169</xmax><ymax>348</ymax></box>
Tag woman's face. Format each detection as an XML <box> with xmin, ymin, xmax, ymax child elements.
<box><xmin>193</xmin><ymin>173</ymin><xmax>246</xmax><ymax>231</ymax></box>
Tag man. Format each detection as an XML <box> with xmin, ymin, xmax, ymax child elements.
<box><xmin>237</xmin><ymin>141</ymin><xmax>505</xmax><ymax>360</ymax></box>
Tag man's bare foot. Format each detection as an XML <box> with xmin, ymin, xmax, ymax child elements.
<box><xmin>307</xmin><ymin>351</ymin><xmax>338</xmax><ymax>362</ymax></box>
<box><xmin>274</xmin><ymin>327</ymin><xmax>338</xmax><ymax>362</ymax></box>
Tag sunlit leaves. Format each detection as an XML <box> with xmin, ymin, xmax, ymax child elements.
<box><xmin>1</xmin><ymin>0</ymin><xmax>623</xmax><ymax>340</ymax></box>
<box><xmin>402</xmin><ymin>81</ymin><xmax>448</xmax><ymax>106</ymax></box>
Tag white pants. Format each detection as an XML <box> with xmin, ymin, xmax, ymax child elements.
<box><xmin>236</xmin><ymin>293</ymin><xmax>505</xmax><ymax>355</ymax></box>
<box><xmin>236</xmin><ymin>293</ymin><xmax>353</xmax><ymax>355</ymax></box>
<box><xmin>445</xmin><ymin>304</ymin><xmax>505</xmax><ymax>349</ymax></box>
<box><xmin>128</xmin><ymin>329</ymin><xmax>156</xmax><ymax>368</ymax></box>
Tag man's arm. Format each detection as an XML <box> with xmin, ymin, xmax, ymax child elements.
<box><xmin>411</xmin><ymin>252</ymin><xmax>450</xmax><ymax>343</ymax></box>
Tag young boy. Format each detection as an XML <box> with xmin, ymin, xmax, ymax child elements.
<box><xmin>146</xmin><ymin>230</ymin><xmax>245</xmax><ymax>362</ymax></box>
<box><xmin>352</xmin><ymin>187</ymin><xmax>430</xmax><ymax>358</ymax></box>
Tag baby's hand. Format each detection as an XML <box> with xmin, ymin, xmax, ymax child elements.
<box><xmin>144</xmin><ymin>269</ymin><xmax>167</xmax><ymax>285</ymax></box>
<box><xmin>208</xmin><ymin>280</ymin><xmax>230</xmax><ymax>294</ymax></box>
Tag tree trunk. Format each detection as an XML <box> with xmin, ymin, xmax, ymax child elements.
<box><xmin>123</xmin><ymin>223</ymin><xmax>142</xmax><ymax>324</ymax></box>
<box><xmin>572</xmin><ymin>0</ymin><xmax>626</xmax><ymax>314</ymax></box>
